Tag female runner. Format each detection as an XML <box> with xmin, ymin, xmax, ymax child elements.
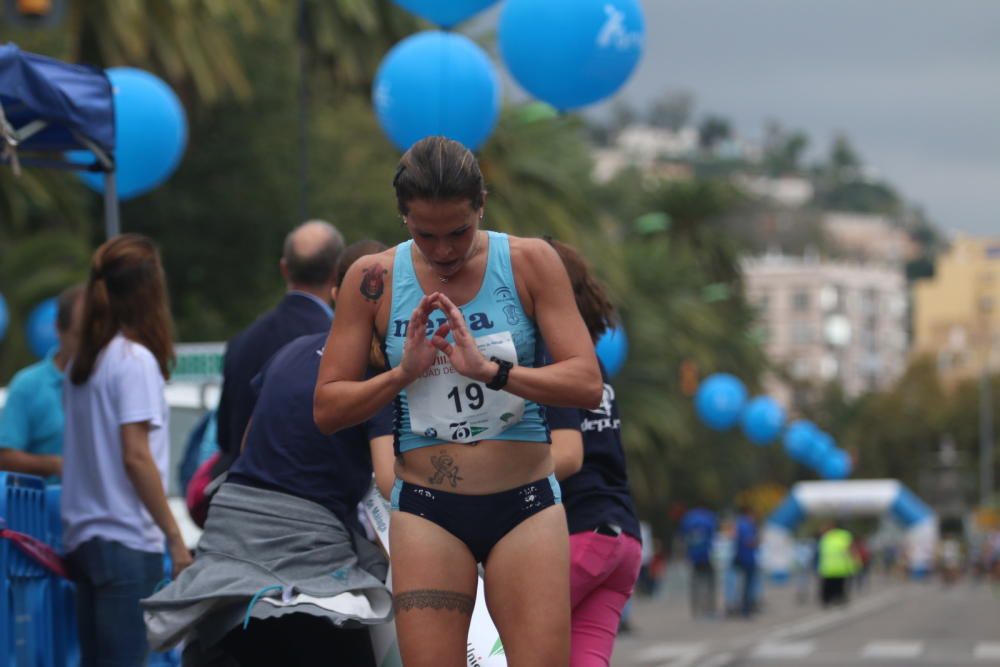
<box><xmin>314</xmin><ymin>136</ymin><xmax>602</xmax><ymax>667</ymax></box>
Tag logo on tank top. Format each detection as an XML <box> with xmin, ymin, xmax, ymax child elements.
<box><xmin>581</xmin><ymin>384</ymin><xmax>621</xmax><ymax>433</ymax></box>
<box><xmin>502</xmin><ymin>304</ymin><xmax>520</xmax><ymax>326</ymax></box>
<box><xmin>592</xmin><ymin>384</ymin><xmax>615</xmax><ymax>417</ymax></box>
<box><xmin>494</xmin><ymin>285</ymin><xmax>520</xmax><ymax>325</ymax></box>
<box><xmin>391</xmin><ymin>312</ymin><xmax>495</xmax><ymax>337</ymax></box>
<box><xmin>493</xmin><ymin>285</ymin><xmax>514</xmax><ymax>302</ymax></box>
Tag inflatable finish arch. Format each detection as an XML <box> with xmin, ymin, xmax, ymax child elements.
<box><xmin>762</xmin><ymin>480</ymin><xmax>937</xmax><ymax>578</ymax></box>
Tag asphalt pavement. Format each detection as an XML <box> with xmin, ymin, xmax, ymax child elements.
<box><xmin>611</xmin><ymin>566</ymin><xmax>1000</xmax><ymax>667</ymax></box>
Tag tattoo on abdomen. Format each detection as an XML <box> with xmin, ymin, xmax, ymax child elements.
<box><xmin>428</xmin><ymin>452</ymin><xmax>463</xmax><ymax>488</ymax></box>
<box><xmin>394</xmin><ymin>589</ymin><xmax>474</xmax><ymax>615</ymax></box>
<box><xmin>360</xmin><ymin>265</ymin><xmax>387</xmax><ymax>302</ymax></box>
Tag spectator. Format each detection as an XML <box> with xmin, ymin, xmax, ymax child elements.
<box><xmin>681</xmin><ymin>507</ymin><xmax>718</xmax><ymax>618</ymax></box>
<box><xmin>793</xmin><ymin>536</ymin><xmax>817</xmax><ymax>604</ymax></box>
<box><xmin>195</xmin><ymin>220</ymin><xmax>344</xmax><ymax>519</ymax></box>
<box><xmin>61</xmin><ymin>234</ymin><xmax>192</xmax><ymax>667</ymax></box>
<box><xmin>817</xmin><ymin>520</ymin><xmax>857</xmax><ymax>607</ymax></box>
<box><xmin>0</xmin><ymin>285</ymin><xmax>83</xmax><ymax>482</ymax></box>
<box><xmin>732</xmin><ymin>505</ymin><xmax>760</xmax><ymax>618</ymax></box>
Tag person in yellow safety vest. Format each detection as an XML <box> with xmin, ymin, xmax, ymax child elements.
<box><xmin>818</xmin><ymin>521</ymin><xmax>859</xmax><ymax>608</ymax></box>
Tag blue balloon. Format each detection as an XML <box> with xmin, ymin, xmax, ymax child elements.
<box><xmin>393</xmin><ymin>0</ymin><xmax>499</xmax><ymax>28</ymax></box>
<box><xmin>373</xmin><ymin>31</ymin><xmax>501</xmax><ymax>152</ymax></box>
<box><xmin>77</xmin><ymin>68</ymin><xmax>188</xmax><ymax>200</ymax></box>
<box><xmin>595</xmin><ymin>326</ymin><xmax>628</xmax><ymax>377</ymax></box>
<box><xmin>0</xmin><ymin>293</ymin><xmax>8</xmax><ymax>342</ymax></box>
<box><xmin>740</xmin><ymin>396</ymin><xmax>785</xmax><ymax>446</ymax></box>
<box><xmin>820</xmin><ymin>449</ymin><xmax>853</xmax><ymax>480</ymax></box>
<box><xmin>25</xmin><ymin>298</ymin><xmax>59</xmax><ymax>358</ymax></box>
<box><xmin>807</xmin><ymin>431</ymin><xmax>836</xmax><ymax>471</ymax></box>
<box><xmin>499</xmin><ymin>0</ymin><xmax>645</xmax><ymax>110</ymax></box>
<box><xmin>695</xmin><ymin>373</ymin><xmax>747</xmax><ymax>431</ymax></box>
<box><xmin>783</xmin><ymin>420</ymin><xmax>819</xmax><ymax>465</ymax></box>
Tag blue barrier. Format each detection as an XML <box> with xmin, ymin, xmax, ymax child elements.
<box><xmin>44</xmin><ymin>485</ymin><xmax>79</xmax><ymax>667</ymax></box>
<box><xmin>1</xmin><ymin>472</ymin><xmax>50</xmax><ymax>667</ymax></box>
<box><xmin>46</xmin><ymin>483</ymin><xmax>178</xmax><ymax>666</ymax></box>
<box><xmin>4</xmin><ymin>476</ymin><xmax>181</xmax><ymax>666</ymax></box>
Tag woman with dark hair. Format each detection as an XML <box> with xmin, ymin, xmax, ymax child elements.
<box><xmin>61</xmin><ymin>233</ymin><xmax>193</xmax><ymax>667</ymax></box>
<box><xmin>315</xmin><ymin>136</ymin><xmax>602</xmax><ymax>667</ymax></box>
<box><xmin>545</xmin><ymin>239</ymin><xmax>642</xmax><ymax>667</ymax></box>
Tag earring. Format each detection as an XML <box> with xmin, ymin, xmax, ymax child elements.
<box><xmin>401</xmin><ymin>217</ymin><xmax>407</xmax><ymax>226</ymax></box>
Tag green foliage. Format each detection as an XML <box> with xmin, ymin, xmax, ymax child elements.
<box><xmin>793</xmin><ymin>357</ymin><xmax>1000</xmax><ymax>502</ymax></box>
<box><xmin>698</xmin><ymin>115</ymin><xmax>732</xmax><ymax>151</ymax></box>
<box><xmin>590</xmin><ymin>173</ymin><xmax>770</xmax><ymax>520</ymax></box>
<box><xmin>479</xmin><ymin>109</ymin><xmax>597</xmax><ymax>244</ymax></box>
<box><xmin>814</xmin><ymin>179</ymin><xmax>902</xmax><ymax>216</ymax></box>
<box><xmin>647</xmin><ymin>90</ymin><xmax>694</xmax><ymax>131</ymax></box>
<box><xmin>0</xmin><ymin>169</ymin><xmax>91</xmax><ymax>237</ymax></box>
<box><xmin>762</xmin><ymin>122</ymin><xmax>809</xmax><ymax>176</ymax></box>
<box><xmin>299</xmin><ymin>0</ymin><xmax>419</xmax><ymax>94</ymax></box>
<box><xmin>0</xmin><ymin>231</ymin><xmax>91</xmax><ymax>380</ymax></box>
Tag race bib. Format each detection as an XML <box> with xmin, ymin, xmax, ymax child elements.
<box><xmin>407</xmin><ymin>331</ymin><xmax>524</xmax><ymax>443</ymax></box>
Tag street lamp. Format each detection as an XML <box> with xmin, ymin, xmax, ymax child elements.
<box><xmin>978</xmin><ymin>287</ymin><xmax>995</xmax><ymax>508</ymax></box>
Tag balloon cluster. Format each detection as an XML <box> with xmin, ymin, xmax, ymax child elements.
<box><xmin>694</xmin><ymin>373</ymin><xmax>853</xmax><ymax>480</ymax></box>
<box><xmin>376</xmin><ymin>0</ymin><xmax>645</xmax><ymax>151</ymax></box>
<box><xmin>75</xmin><ymin>68</ymin><xmax>188</xmax><ymax>201</ymax></box>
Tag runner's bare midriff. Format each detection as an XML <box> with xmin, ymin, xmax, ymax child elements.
<box><xmin>395</xmin><ymin>440</ymin><xmax>552</xmax><ymax>494</ymax></box>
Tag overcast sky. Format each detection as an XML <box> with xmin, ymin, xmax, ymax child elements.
<box><xmin>581</xmin><ymin>0</ymin><xmax>999</xmax><ymax>236</ymax></box>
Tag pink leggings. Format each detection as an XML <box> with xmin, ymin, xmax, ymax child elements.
<box><xmin>569</xmin><ymin>531</ymin><xmax>643</xmax><ymax>667</ymax></box>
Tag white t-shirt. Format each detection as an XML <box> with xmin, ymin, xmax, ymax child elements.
<box><xmin>61</xmin><ymin>334</ymin><xmax>170</xmax><ymax>554</ymax></box>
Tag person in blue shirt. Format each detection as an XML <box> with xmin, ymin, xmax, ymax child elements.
<box><xmin>680</xmin><ymin>507</ymin><xmax>718</xmax><ymax>618</ymax></box>
<box><xmin>732</xmin><ymin>505</ymin><xmax>760</xmax><ymax>618</ymax></box>
<box><xmin>0</xmin><ymin>285</ymin><xmax>83</xmax><ymax>482</ymax></box>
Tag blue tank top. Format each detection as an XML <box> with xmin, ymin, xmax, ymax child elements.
<box><xmin>385</xmin><ymin>231</ymin><xmax>549</xmax><ymax>453</ymax></box>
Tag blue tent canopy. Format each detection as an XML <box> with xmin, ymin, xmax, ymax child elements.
<box><xmin>0</xmin><ymin>43</ymin><xmax>120</xmax><ymax>236</ymax></box>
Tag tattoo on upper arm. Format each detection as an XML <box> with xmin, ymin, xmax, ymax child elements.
<box><xmin>394</xmin><ymin>589</ymin><xmax>474</xmax><ymax>615</ymax></box>
<box><xmin>428</xmin><ymin>452</ymin><xmax>463</xmax><ymax>487</ymax></box>
<box><xmin>360</xmin><ymin>265</ymin><xmax>387</xmax><ymax>302</ymax></box>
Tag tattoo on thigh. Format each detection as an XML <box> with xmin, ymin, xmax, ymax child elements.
<box><xmin>428</xmin><ymin>452</ymin><xmax>463</xmax><ymax>488</ymax></box>
<box><xmin>394</xmin><ymin>589</ymin><xmax>474</xmax><ymax>615</ymax></box>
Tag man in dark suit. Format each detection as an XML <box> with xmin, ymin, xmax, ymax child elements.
<box><xmin>212</xmin><ymin>220</ymin><xmax>345</xmax><ymax>477</ymax></box>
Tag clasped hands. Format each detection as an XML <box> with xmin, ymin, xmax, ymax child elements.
<box><xmin>399</xmin><ymin>292</ymin><xmax>497</xmax><ymax>384</ymax></box>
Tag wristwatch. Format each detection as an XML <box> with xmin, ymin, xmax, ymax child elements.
<box><xmin>486</xmin><ymin>356</ymin><xmax>513</xmax><ymax>391</ymax></box>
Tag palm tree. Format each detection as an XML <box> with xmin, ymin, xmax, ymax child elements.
<box><xmin>478</xmin><ymin>108</ymin><xmax>597</xmax><ymax>245</ymax></box>
<box><xmin>298</xmin><ymin>0</ymin><xmax>419</xmax><ymax>95</ymax></box>
<box><xmin>590</xmin><ymin>174</ymin><xmax>771</xmax><ymax>516</ymax></box>
<box><xmin>0</xmin><ymin>230</ymin><xmax>91</xmax><ymax>380</ymax></box>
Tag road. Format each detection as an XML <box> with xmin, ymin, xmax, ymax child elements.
<box><xmin>612</xmin><ymin>569</ymin><xmax>1000</xmax><ymax>667</ymax></box>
